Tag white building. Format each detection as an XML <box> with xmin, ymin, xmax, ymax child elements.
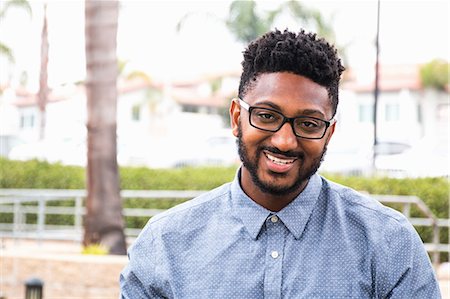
<box><xmin>2</xmin><ymin>74</ymin><xmax>239</xmax><ymax>168</ymax></box>
<box><xmin>322</xmin><ymin>64</ymin><xmax>449</xmax><ymax>177</ymax></box>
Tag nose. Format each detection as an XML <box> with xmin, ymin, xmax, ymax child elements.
<box><xmin>270</xmin><ymin>122</ymin><xmax>299</xmax><ymax>152</ymax></box>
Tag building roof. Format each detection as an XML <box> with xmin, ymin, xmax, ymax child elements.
<box><xmin>7</xmin><ymin>64</ymin><xmax>447</xmax><ymax>109</ymax></box>
<box><xmin>9</xmin><ymin>85</ymin><xmax>76</xmax><ymax>108</ymax></box>
<box><xmin>342</xmin><ymin>64</ymin><xmax>422</xmax><ymax>93</ymax></box>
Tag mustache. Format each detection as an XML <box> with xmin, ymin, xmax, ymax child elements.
<box><xmin>260</xmin><ymin>146</ymin><xmax>304</xmax><ymax>160</ymax></box>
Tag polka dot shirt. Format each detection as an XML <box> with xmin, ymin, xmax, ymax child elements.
<box><xmin>120</xmin><ymin>171</ymin><xmax>441</xmax><ymax>298</ymax></box>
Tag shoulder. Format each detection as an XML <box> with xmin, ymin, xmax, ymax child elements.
<box><xmin>320</xmin><ymin>177</ymin><xmax>440</xmax><ymax>296</ymax></box>
<box><xmin>321</xmin><ymin>177</ymin><xmax>407</xmax><ymax>222</ymax></box>
<box><xmin>318</xmin><ymin>177</ymin><xmax>434</xmax><ymax>279</ymax></box>
<box><xmin>319</xmin><ymin>176</ymin><xmax>415</xmax><ymax>239</ymax></box>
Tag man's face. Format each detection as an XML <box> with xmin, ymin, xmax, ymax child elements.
<box><xmin>231</xmin><ymin>72</ymin><xmax>335</xmax><ymax>197</ymax></box>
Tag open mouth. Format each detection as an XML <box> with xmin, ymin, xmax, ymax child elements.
<box><xmin>264</xmin><ymin>151</ymin><xmax>297</xmax><ymax>165</ymax></box>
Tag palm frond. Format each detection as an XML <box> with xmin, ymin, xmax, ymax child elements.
<box><xmin>0</xmin><ymin>0</ymin><xmax>32</xmax><ymax>19</ymax></box>
<box><xmin>0</xmin><ymin>42</ymin><xmax>14</xmax><ymax>63</ymax></box>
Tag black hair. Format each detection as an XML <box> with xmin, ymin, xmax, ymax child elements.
<box><xmin>238</xmin><ymin>29</ymin><xmax>345</xmax><ymax>117</ymax></box>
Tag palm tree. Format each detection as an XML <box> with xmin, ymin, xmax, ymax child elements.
<box><xmin>178</xmin><ymin>0</ymin><xmax>336</xmax><ymax>45</ymax></box>
<box><xmin>178</xmin><ymin>1</ymin><xmax>346</xmax><ymax>67</ymax></box>
<box><xmin>225</xmin><ymin>0</ymin><xmax>280</xmax><ymax>43</ymax></box>
<box><xmin>226</xmin><ymin>1</ymin><xmax>338</xmax><ymax>43</ymax></box>
<box><xmin>83</xmin><ymin>0</ymin><xmax>127</xmax><ymax>255</ymax></box>
<box><xmin>0</xmin><ymin>0</ymin><xmax>31</xmax><ymax>63</ymax></box>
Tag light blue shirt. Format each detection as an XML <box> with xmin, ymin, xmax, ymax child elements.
<box><xmin>120</xmin><ymin>171</ymin><xmax>441</xmax><ymax>298</ymax></box>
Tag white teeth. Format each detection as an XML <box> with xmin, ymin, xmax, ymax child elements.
<box><xmin>266</xmin><ymin>153</ymin><xmax>295</xmax><ymax>165</ymax></box>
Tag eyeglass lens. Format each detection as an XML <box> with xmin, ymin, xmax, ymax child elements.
<box><xmin>250</xmin><ymin>108</ymin><xmax>327</xmax><ymax>138</ymax></box>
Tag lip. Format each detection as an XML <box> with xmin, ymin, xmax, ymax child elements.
<box><xmin>263</xmin><ymin>150</ymin><xmax>297</xmax><ymax>173</ymax></box>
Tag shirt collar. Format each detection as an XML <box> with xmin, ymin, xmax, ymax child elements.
<box><xmin>231</xmin><ymin>170</ymin><xmax>270</xmax><ymax>240</ymax></box>
<box><xmin>231</xmin><ymin>168</ymin><xmax>322</xmax><ymax>240</ymax></box>
<box><xmin>277</xmin><ymin>173</ymin><xmax>322</xmax><ymax>239</ymax></box>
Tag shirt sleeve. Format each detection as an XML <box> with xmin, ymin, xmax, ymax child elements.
<box><xmin>119</xmin><ymin>224</ymin><xmax>170</xmax><ymax>299</ymax></box>
<box><xmin>376</xmin><ymin>218</ymin><xmax>442</xmax><ymax>299</ymax></box>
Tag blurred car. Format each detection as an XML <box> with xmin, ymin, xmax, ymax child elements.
<box><xmin>8</xmin><ymin>139</ymin><xmax>87</xmax><ymax>166</ymax></box>
<box><xmin>375</xmin><ymin>138</ymin><xmax>449</xmax><ymax>178</ymax></box>
<box><xmin>117</xmin><ymin>129</ymin><xmax>239</xmax><ymax>168</ymax></box>
<box><xmin>172</xmin><ymin>131</ymin><xmax>239</xmax><ymax>168</ymax></box>
<box><xmin>374</xmin><ymin>141</ymin><xmax>411</xmax><ymax>156</ymax></box>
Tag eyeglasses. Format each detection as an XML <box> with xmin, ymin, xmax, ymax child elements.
<box><xmin>237</xmin><ymin>98</ymin><xmax>335</xmax><ymax>140</ymax></box>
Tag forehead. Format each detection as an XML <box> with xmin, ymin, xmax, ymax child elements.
<box><xmin>244</xmin><ymin>72</ymin><xmax>332</xmax><ymax>118</ymax></box>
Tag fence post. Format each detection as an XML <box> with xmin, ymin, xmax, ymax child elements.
<box><xmin>402</xmin><ymin>202</ymin><xmax>411</xmax><ymax>218</ymax></box>
<box><xmin>37</xmin><ymin>198</ymin><xmax>46</xmax><ymax>244</ymax></box>
<box><xmin>74</xmin><ymin>196</ymin><xmax>83</xmax><ymax>233</ymax></box>
<box><xmin>432</xmin><ymin>223</ymin><xmax>440</xmax><ymax>267</ymax></box>
<box><xmin>13</xmin><ymin>200</ymin><xmax>23</xmax><ymax>238</ymax></box>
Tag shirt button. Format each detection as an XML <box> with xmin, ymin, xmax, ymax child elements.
<box><xmin>271</xmin><ymin>251</ymin><xmax>279</xmax><ymax>259</ymax></box>
<box><xmin>270</xmin><ymin>215</ymin><xmax>279</xmax><ymax>223</ymax></box>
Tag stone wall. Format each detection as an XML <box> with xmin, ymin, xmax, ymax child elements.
<box><xmin>1</xmin><ymin>239</ymin><xmax>127</xmax><ymax>299</ymax></box>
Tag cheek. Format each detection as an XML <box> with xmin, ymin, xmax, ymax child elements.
<box><xmin>241</xmin><ymin>123</ymin><xmax>270</xmax><ymax>145</ymax></box>
<box><xmin>301</xmin><ymin>141</ymin><xmax>326</xmax><ymax>157</ymax></box>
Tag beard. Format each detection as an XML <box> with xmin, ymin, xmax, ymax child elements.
<box><xmin>237</xmin><ymin>123</ymin><xmax>327</xmax><ymax>196</ymax></box>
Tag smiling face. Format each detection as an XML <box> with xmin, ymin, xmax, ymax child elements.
<box><xmin>230</xmin><ymin>72</ymin><xmax>336</xmax><ymax>211</ymax></box>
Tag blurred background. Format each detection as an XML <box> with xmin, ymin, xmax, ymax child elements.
<box><xmin>0</xmin><ymin>0</ymin><xmax>448</xmax><ymax>177</ymax></box>
<box><xmin>0</xmin><ymin>1</ymin><xmax>449</xmax><ymax>298</ymax></box>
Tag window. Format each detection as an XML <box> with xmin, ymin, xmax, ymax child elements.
<box><xmin>20</xmin><ymin>113</ymin><xmax>35</xmax><ymax>129</ymax></box>
<box><xmin>385</xmin><ymin>103</ymin><xmax>400</xmax><ymax>121</ymax></box>
<box><xmin>132</xmin><ymin>105</ymin><xmax>140</xmax><ymax>121</ymax></box>
<box><xmin>358</xmin><ymin>104</ymin><xmax>373</xmax><ymax>123</ymax></box>
<box><xmin>182</xmin><ymin>105</ymin><xmax>199</xmax><ymax>113</ymax></box>
<box><xmin>417</xmin><ymin>104</ymin><xmax>422</xmax><ymax>124</ymax></box>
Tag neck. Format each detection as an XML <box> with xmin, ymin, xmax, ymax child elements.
<box><xmin>239</xmin><ymin>168</ymin><xmax>309</xmax><ymax>212</ymax></box>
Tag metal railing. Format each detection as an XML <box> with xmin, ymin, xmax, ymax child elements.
<box><xmin>0</xmin><ymin>189</ymin><xmax>448</xmax><ymax>265</ymax></box>
<box><xmin>0</xmin><ymin>189</ymin><xmax>204</xmax><ymax>241</ymax></box>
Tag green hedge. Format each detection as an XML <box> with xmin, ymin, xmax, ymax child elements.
<box><xmin>0</xmin><ymin>158</ymin><xmax>237</xmax><ymax>190</ymax></box>
<box><xmin>0</xmin><ymin>158</ymin><xmax>448</xmax><ymax>260</ymax></box>
<box><xmin>119</xmin><ymin>166</ymin><xmax>236</xmax><ymax>190</ymax></box>
<box><xmin>0</xmin><ymin>158</ymin><xmax>85</xmax><ymax>189</ymax></box>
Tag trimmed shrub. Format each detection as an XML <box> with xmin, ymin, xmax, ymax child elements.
<box><xmin>119</xmin><ymin>166</ymin><xmax>236</xmax><ymax>190</ymax></box>
<box><xmin>0</xmin><ymin>158</ymin><xmax>85</xmax><ymax>189</ymax></box>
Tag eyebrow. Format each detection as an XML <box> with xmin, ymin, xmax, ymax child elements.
<box><xmin>253</xmin><ymin>100</ymin><xmax>327</xmax><ymax>119</ymax></box>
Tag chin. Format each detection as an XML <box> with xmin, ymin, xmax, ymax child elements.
<box><xmin>252</xmin><ymin>168</ymin><xmax>308</xmax><ymax>196</ymax></box>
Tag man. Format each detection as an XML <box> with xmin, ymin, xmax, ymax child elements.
<box><xmin>120</xmin><ymin>29</ymin><xmax>441</xmax><ymax>298</ymax></box>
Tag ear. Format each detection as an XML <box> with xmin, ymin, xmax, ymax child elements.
<box><xmin>230</xmin><ymin>98</ymin><xmax>241</xmax><ymax>138</ymax></box>
<box><xmin>324</xmin><ymin>120</ymin><xmax>336</xmax><ymax>146</ymax></box>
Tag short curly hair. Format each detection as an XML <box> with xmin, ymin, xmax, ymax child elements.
<box><xmin>238</xmin><ymin>29</ymin><xmax>345</xmax><ymax>117</ymax></box>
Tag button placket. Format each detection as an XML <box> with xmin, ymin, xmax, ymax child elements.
<box><xmin>264</xmin><ymin>215</ymin><xmax>284</xmax><ymax>298</ymax></box>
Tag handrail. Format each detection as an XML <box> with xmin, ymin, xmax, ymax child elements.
<box><xmin>0</xmin><ymin>189</ymin><xmax>448</xmax><ymax>265</ymax></box>
<box><xmin>0</xmin><ymin>189</ymin><xmax>206</xmax><ymax>202</ymax></box>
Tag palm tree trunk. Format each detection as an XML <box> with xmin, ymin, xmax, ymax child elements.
<box><xmin>38</xmin><ymin>3</ymin><xmax>48</xmax><ymax>140</ymax></box>
<box><xmin>83</xmin><ymin>0</ymin><xmax>126</xmax><ymax>255</ymax></box>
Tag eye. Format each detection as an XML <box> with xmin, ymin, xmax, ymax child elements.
<box><xmin>301</xmin><ymin>120</ymin><xmax>319</xmax><ymax>128</ymax></box>
<box><xmin>259</xmin><ymin>113</ymin><xmax>275</xmax><ymax>120</ymax></box>
<box><xmin>254</xmin><ymin>110</ymin><xmax>281</xmax><ymax>123</ymax></box>
<box><xmin>295</xmin><ymin>118</ymin><xmax>324</xmax><ymax>132</ymax></box>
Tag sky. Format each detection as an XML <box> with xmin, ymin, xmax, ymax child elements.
<box><xmin>0</xmin><ymin>0</ymin><xmax>449</xmax><ymax>91</ymax></box>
